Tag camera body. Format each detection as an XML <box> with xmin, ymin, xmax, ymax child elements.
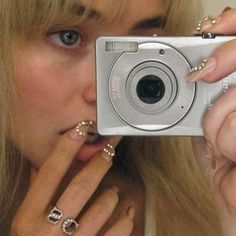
<box><xmin>96</xmin><ymin>34</ymin><xmax>236</xmax><ymax>136</ymax></box>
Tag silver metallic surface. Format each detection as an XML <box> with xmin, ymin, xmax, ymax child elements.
<box><xmin>96</xmin><ymin>35</ymin><xmax>236</xmax><ymax>136</ymax></box>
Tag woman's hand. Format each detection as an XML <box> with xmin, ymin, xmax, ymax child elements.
<box><xmin>10</xmin><ymin>122</ymin><xmax>134</xmax><ymax>236</ymax></box>
<box><xmin>189</xmin><ymin>8</ymin><xmax>236</xmax><ymax>236</ymax></box>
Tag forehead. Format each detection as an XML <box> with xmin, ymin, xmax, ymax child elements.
<box><xmin>78</xmin><ymin>0</ymin><xmax>167</xmax><ymax>21</ymax></box>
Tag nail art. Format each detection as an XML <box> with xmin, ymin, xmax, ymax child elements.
<box><xmin>68</xmin><ymin>120</ymin><xmax>94</xmax><ymax>140</ymax></box>
<box><xmin>103</xmin><ymin>143</ymin><xmax>115</xmax><ymax>162</ymax></box>
<box><xmin>186</xmin><ymin>57</ymin><xmax>216</xmax><ymax>83</ymax></box>
<box><xmin>196</xmin><ymin>15</ymin><xmax>217</xmax><ymax>32</ymax></box>
<box><xmin>76</xmin><ymin>120</ymin><xmax>94</xmax><ymax>136</ymax></box>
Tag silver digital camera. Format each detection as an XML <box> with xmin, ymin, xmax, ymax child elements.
<box><xmin>96</xmin><ymin>34</ymin><xmax>236</xmax><ymax>136</ymax></box>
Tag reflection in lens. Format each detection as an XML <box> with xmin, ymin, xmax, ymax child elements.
<box><xmin>136</xmin><ymin>75</ymin><xmax>165</xmax><ymax>104</ymax></box>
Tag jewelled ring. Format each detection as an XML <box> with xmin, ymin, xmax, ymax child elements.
<box><xmin>62</xmin><ymin>218</ymin><xmax>79</xmax><ymax>235</ymax></box>
<box><xmin>196</xmin><ymin>15</ymin><xmax>217</xmax><ymax>32</ymax></box>
<box><xmin>47</xmin><ymin>206</ymin><xmax>63</xmax><ymax>225</ymax></box>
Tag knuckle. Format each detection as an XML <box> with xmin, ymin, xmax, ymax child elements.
<box><xmin>220</xmin><ymin>169</ymin><xmax>236</xmax><ymax>209</ymax></box>
<box><xmin>223</xmin><ymin>112</ymin><xmax>236</xmax><ymax>131</ymax></box>
<box><xmin>69</xmin><ymin>177</ymin><xmax>92</xmax><ymax>196</ymax></box>
<box><xmin>217</xmin><ymin>112</ymin><xmax>236</xmax><ymax>157</ymax></box>
<box><xmin>228</xmin><ymin>86</ymin><xmax>236</xmax><ymax>95</ymax></box>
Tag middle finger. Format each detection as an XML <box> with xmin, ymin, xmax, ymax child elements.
<box><xmin>53</xmin><ymin>137</ymin><xmax>121</xmax><ymax>222</ymax></box>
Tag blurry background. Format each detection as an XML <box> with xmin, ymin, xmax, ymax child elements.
<box><xmin>203</xmin><ymin>0</ymin><xmax>236</xmax><ymax>15</ymax></box>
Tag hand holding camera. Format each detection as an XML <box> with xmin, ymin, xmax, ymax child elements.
<box><xmin>96</xmin><ymin>34</ymin><xmax>236</xmax><ymax>136</ymax></box>
<box><xmin>190</xmin><ymin>8</ymin><xmax>236</xmax><ymax>236</ymax></box>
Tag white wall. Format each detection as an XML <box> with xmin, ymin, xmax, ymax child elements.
<box><xmin>203</xmin><ymin>0</ymin><xmax>236</xmax><ymax>15</ymax></box>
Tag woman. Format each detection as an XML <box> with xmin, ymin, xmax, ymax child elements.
<box><xmin>0</xmin><ymin>0</ymin><xmax>235</xmax><ymax>235</ymax></box>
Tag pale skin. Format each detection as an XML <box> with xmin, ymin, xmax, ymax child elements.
<box><xmin>9</xmin><ymin>1</ymin><xmax>236</xmax><ymax>235</ymax></box>
<box><xmin>190</xmin><ymin>8</ymin><xmax>236</xmax><ymax>236</ymax></box>
<box><xmin>10</xmin><ymin>0</ymin><xmax>165</xmax><ymax>235</ymax></box>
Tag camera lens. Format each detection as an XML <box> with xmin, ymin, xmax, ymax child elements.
<box><xmin>136</xmin><ymin>75</ymin><xmax>165</xmax><ymax>104</ymax></box>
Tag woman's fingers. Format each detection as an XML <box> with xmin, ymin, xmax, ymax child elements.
<box><xmin>203</xmin><ymin>87</ymin><xmax>236</xmax><ymax>162</ymax></box>
<box><xmin>103</xmin><ymin>207</ymin><xmax>135</xmax><ymax>236</ymax></box>
<box><xmin>202</xmin><ymin>39</ymin><xmax>236</xmax><ymax>83</ymax></box>
<box><xmin>19</xmin><ymin>124</ymin><xmax>88</xmax><ymax>216</ymax></box>
<box><xmin>198</xmin><ymin>9</ymin><xmax>236</xmax><ymax>83</ymax></box>
<box><xmin>217</xmin><ymin>111</ymin><xmax>236</xmax><ymax>159</ymax></box>
<box><xmin>74</xmin><ymin>187</ymin><xmax>119</xmax><ymax>236</ymax></box>
<box><xmin>188</xmin><ymin>9</ymin><xmax>236</xmax><ymax>84</ymax></box>
<box><xmin>201</xmin><ymin>9</ymin><xmax>236</xmax><ymax>35</ymax></box>
<box><xmin>55</xmin><ymin>136</ymin><xmax>121</xmax><ymax>219</ymax></box>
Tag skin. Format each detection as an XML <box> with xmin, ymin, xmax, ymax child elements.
<box><xmin>10</xmin><ymin>0</ymin><xmax>236</xmax><ymax>234</ymax></box>
<box><xmin>10</xmin><ymin>0</ymin><xmax>166</xmax><ymax>235</ymax></box>
<box><xmin>190</xmin><ymin>8</ymin><xmax>236</xmax><ymax>236</ymax></box>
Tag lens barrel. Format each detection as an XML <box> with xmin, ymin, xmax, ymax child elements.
<box><xmin>136</xmin><ymin>75</ymin><xmax>165</xmax><ymax>104</ymax></box>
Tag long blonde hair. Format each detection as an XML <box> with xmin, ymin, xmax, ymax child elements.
<box><xmin>0</xmin><ymin>0</ymin><xmax>221</xmax><ymax>235</ymax></box>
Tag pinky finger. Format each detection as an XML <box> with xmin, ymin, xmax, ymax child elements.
<box><xmin>104</xmin><ymin>207</ymin><xmax>135</xmax><ymax>236</ymax></box>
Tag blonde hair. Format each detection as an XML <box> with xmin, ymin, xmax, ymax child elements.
<box><xmin>0</xmin><ymin>0</ymin><xmax>221</xmax><ymax>235</ymax></box>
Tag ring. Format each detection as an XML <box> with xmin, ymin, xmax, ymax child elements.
<box><xmin>62</xmin><ymin>218</ymin><xmax>79</xmax><ymax>235</ymax></box>
<box><xmin>47</xmin><ymin>206</ymin><xmax>63</xmax><ymax>225</ymax></box>
<box><xmin>103</xmin><ymin>144</ymin><xmax>115</xmax><ymax>159</ymax></box>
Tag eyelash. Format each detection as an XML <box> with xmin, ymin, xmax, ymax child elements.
<box><xmin>47</xmin><ymin>29</ymin><xmax>86</xmax><ymax>50</ymax></box>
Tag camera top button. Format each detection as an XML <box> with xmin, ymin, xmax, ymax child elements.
<box><xmin>200</xmin><ymin>32</ymin><xmax>224</xmax><ymax>39</ymax></box>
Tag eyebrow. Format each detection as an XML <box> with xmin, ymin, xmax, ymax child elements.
<box><xmin>75</xmin><ymin>4</ymin><xmax>101</xmax><ymax>19</ymax></box>
<box><xmin>74</xmin><ymin>3</ymin><xmax>166</xmax><ymax>29</ymax></box>
<box><xmin>132</xmin><ymin>15</ymin><xmax>167</xmax><ymax>30</ymax></box>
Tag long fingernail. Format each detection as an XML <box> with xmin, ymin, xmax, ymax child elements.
<box><xmin>196</xmin><ymin>15</ymin><xmax>220</xmax><ymax>32</ymax></box>
<box><xmin>205</xmin><ymin>141</ymin><xmax>216</xmax><ymax>170</ymax></box>
<box><xmin>186</xmin><ymin>57</ymin><xmax>216</xmax><ymax>83</ymax></box>
<box><xmin>222</xmin><ymin>6</ymin><xmax>231</xmax><ymax>13</ymax></box>
<box><xmin>103</xmin><ymin>143</ymin><xmax>116</xmax><ymax>162</ymax></box>
<box><xmin>202</xmin><ymin>16</ymin><xmax>221</xmax><ymax>32</ymax></box>
<box><xmin>127</xmin><ymin>206</ymin><xmax>135</xmax><ymax>220</ymax></box>
<box><xmin>68</xmin><ymin>120</ymin><xmax>94</xmax><ymax>140</ymax></box>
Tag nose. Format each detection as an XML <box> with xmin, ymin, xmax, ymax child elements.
<box><xmin>82</xmin><ymin>80</ymin><xmax>96</xmax><ymax>104</ymax></box>
<box><xmin>82</xmin><ymin>51</ymin><xmax>97</xmax><ymax>105</ymax></box>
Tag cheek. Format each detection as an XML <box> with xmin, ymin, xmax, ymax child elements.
<box><xmin>14</xmin><ymin>53</ymin><xmax>81</xmax><ymax>120</ymax></box>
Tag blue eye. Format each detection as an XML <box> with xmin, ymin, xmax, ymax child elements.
<box><xmin>59</xmin><ymin>30</ymin><xmax>80</xmax><ymax>46</ymax></box>
<box><xmin>48</xmin><ymin>29</ymin><xmax>83</xmax><ymax>49</ymax></box>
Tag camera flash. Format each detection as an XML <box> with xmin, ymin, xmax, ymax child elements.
<box><xmin>105</xmin><ymin>41</ymin><xmax>138</xmax><ymax>52</ymax></box>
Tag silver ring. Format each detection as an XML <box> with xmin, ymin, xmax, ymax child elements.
<box><xmin>47</xmin><ymin>206</ymin><xmax>63</xmax><ymax>225</ymax></box>
<box><xmin>62</xmin><ymin>218</ymin><xmax>79</xmax><ymax>235</ymax></box>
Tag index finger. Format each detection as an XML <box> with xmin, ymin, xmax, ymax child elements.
<box><xmin>21</xmin><ymin>121</ymin><xmax>90</xmax><ymax>214</ymax></box>
<box><xmin>194</xmin><ymin>8</ymin><xmax>236</xmax><ymax>83</ymax></box>
<box><xmin>203</xmin><ymin>39</ymin><xmax>236</xmax><ymax>83</ymax></box>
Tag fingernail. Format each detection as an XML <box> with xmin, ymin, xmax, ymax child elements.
<box><xmin>186</xmin><ymin>57</ymin><xmax>216</xmax><ymax>83</ymax></box>
<box><xmin>205</xmin><ymin>141</ymin><xmax>216</xmax><ymax>170</ymax></box>
<box><xmin>202</xmin><ymin>17</ymin><xmax>221</xmax><ymax>32</ymax></box>
<box><xmin>196</xmin><ymin>15</ymin><xmax>221</xmax><ymax>33</ymax></box>
<box><xmin>102</xmin><ymin>143</ymin><xmax>116</xmax><ymax>162</ymax></box>
<box><xmin>127</xmin><ymin>206</ymin><xmax>135</xmax><ymax>220</ymax></box>
<box><xmin>68</xmin><ymin>120</ymin><xmax>94</xmax><ymax>140</ymax></box>
<box><xmin>222</xmin><ymin>6</ymin><xmax>231</xmax><ymax>13</ymax></box>
<box><xmin>110</xmin><ymin>186</ymin><xmax>119</xmax><ymax>193</ymax></box>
